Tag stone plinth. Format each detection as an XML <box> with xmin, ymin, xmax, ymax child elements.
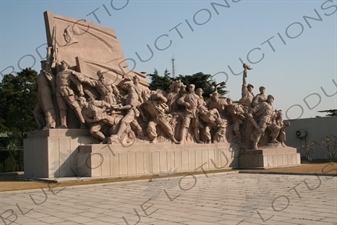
<box><xmin>238</xmin><ymin>145</ymin><xmax>300</xmax><ymax>168</ymax></box>
<box><xmin>77</xmin><ymin>143</ymin><xmax>239</xmax><ymax>177</ymax></box>
<box><xmin>24</xmin><ymin>129</ymin><xmax>300</xmax><ymax>179</ymax></box>
<box><xmin>24</xmin><ymin>129</ymin><xmax>92</xmax><ymax>178</ymax></box>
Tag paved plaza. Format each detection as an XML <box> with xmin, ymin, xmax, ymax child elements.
<box><xmin>1</xmin><ymin>172</ymin><xmax>336</xmax><ymax>225</ymax></box>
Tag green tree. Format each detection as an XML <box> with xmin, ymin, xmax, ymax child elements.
<box><xmin>147</xmin><ymin>69</ymin><xmax>173</xmax><ymax>94</ymax></box>
<box><xmin>147</xmin><ymin>69</ymin><xmax>228</xmax><ymax>99</ymax></box>
<box><xmin>0</xmin><ymin>68</ymin><xmax>38</xmax><ymax>146</ymax></box>
<box><xmin>174</xmin><ymin>72</ymin><xmax>227</xmax><ymax>98</ymax></box>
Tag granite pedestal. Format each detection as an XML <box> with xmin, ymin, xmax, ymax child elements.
<box><xmin>24</xmin><ymin>129</ymin><xmax>300</xmax><ymax>178</ymax></box>
<box><xmin>238</xmin><ymin>145</ymin><xmax>301</xmax><ymax>168</ymax></box>
<box><xmin>77</xmin><ymin>142</ymin><xmax>239</xmax><ymax>178</ymax></box>
<box><xmin>24</xmin><ymin>129</ymin><xmax>92</xmax><ymax>178</ymax></box>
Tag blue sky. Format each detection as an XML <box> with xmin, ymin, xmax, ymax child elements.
<box><xmin>0</xmin><ymin>0</ymin><xmax>336</xmax><ymax>119</ymax></box>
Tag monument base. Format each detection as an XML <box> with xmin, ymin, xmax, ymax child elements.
<box><xmin>24</xmin><ymin>129</ymin><xmax>301</xmax><ymax>178</ymax></box>
<box><xmin>77</xmin><ymin>143</ymin><xmax>239</xmax><ymax>178</ymax></box>
<box><xmin>24</xmin><ymin>129</ymin><xmax>92</xmax><ymax>178</ymax></box>
<box><xmin>24</xmin><ymin>129</ymin><xmax>239</xmax><ymax>178</ymax></box>
<box><xmin>238</xmin><ymin>144</ymin><xmax>300</xmax><ymax>168</ymax></box>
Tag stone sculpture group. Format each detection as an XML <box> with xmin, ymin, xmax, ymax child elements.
<box><xmin>24</xmin><ymin>11</ymin><xmax>300</xmax><ymax>180</ymax></box>
<box><xmin>31</xmin><ymin>11</ymin><xmax>291</xmax><ymax>150</ymax></box>
<box><xmin>33</xmin><ymin>57</ymin><xmax>289</xmax><ymax>150</ymax></box>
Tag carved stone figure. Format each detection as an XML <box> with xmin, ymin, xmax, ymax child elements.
<box><xmin>206</xmin><ymin>91</ymin><xmax>227</xmax><ymax>114</ymax></box>
<box><xmin>55</xmin><ymin>60</ymin><xmax>86</xmax><ymax>128</ymax></box>
<box><xmin>33</xmin><ymin>61</ymin><xmax>57</xmax><ymax>130</ymax></box>
<box><xmin>248</xmin><ymin>95</ymin><xmax>275</xmax><ymax>150</ymax></box>
<box><xmin>239</xmin><ymin>64</ymin><xmax>254</xmax><ymax>108</ymax></box>
<box><xmin>133</xmin><ymin>75</ymin><xmax>150</xmax><ymax>103</ymax></box>
<box><xmin>78</xmin><ymin>97</ymin><xmax>120</xmax><ymax>143</ymax></box>
<box><xmin>74</xmin><ymin>69</ymin><xmax>121</xmax><ymax>105</ymax></box>
<box><xmin>177</xmin><ymin>84</ymin><xmax>203</xmax><ymax>143</ymax></box>
<box><xmin>143</xmin><ymin>91</ymin><xmax>179</xmax><ymax>144</ymax></box>
<box><xmin>268</xmin><ymin>110</ymin><xmax>290</xmax><ymax>147</ymax></box>
<box><xmin>110</xmin><ymin>81</ymin><xmax>144</xmax><ymax>143</ymax></box>
<box><xmin>252</xmin><ymin>86</ymin><xmax>267</xmax><ymax>107</ymax></box>
<box><xmin>196</xmin><ymin>88</ymin><xmax>206</xmax><ymax>106</ymax></box>
<box><xmin>166</xmin><ymin>80</ymin><xmax>183</xmax><ymax>112</ymax></box>
<box><xmin>226</xmin><ymin>98</ymin><xmax>245</xmax><ymax>142</ymax></box>
<box><xmin>198</xmin><ymin>105</ymin><xmax>226</xmax><ymax>143</ymax></box>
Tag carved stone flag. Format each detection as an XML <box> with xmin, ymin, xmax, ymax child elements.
<box><xmin>44</xmin><ymin>11</ymin><xmax>147</xmax><ymax>86</ymax></box>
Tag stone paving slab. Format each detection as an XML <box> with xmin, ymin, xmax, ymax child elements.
<box><xmin>0</xmin><ymin>173</ymin><xmax>336</xmax><ymax>225</ymax></box>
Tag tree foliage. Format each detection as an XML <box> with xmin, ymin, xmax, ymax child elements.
<box><xmin>147</xmin><ymin>69</ymin><xmax>172</xmax><ymax>93</ymax></box>
<box><xmin>147</xmin><ymin>69</ymin><xmax>228</xmax><ymax>98</ymax></box>
<box><xmin>318</xmin><ymin>109</ymin><xmax>337</xmax><ymax>117</ymax></box>
<box><xmin>0</xmin><ymin>68</ymin><xmax>38</xmax><ymax>146</ymax></box>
